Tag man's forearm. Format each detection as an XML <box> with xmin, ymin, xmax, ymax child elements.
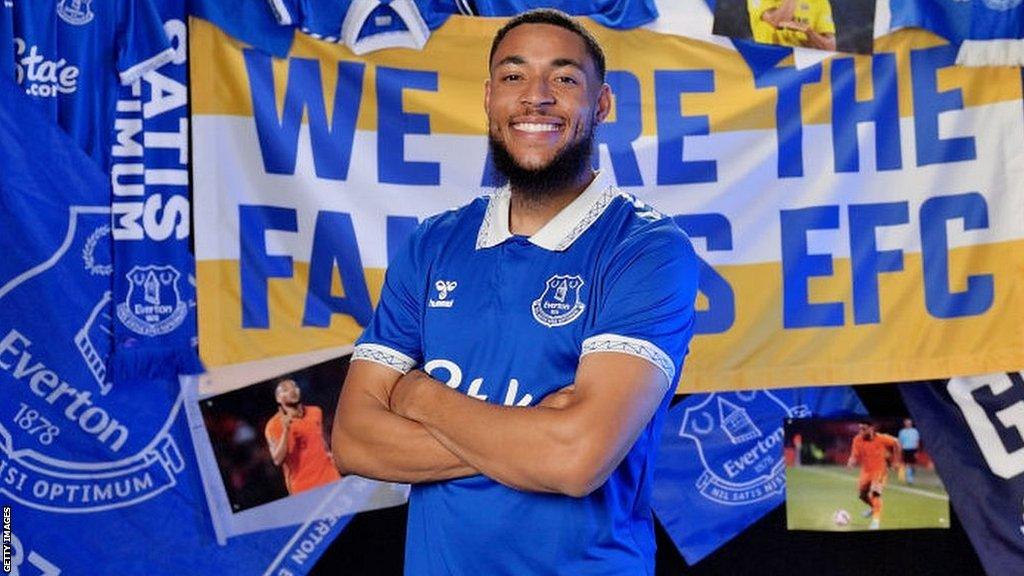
<box><xmin>394</xmin><ymin>373</ymin><xmax>624</xmax><ymax>497</ymax></box>
<box><xmin>333</xmin><ymin>387</ymin><xmax>478</xmax><ymax>484</ymax></box>
<box><xmin>269</xmin><ymin>431</ymin><xmax>289</xmax><ymax>466</ymax></box>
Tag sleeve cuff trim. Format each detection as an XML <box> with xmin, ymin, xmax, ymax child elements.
<box><xmin>352</xmin><ymin>343</ymin><xmax>416</xmax><ymax>374</ymax></box>
<box><xmin>581</xmin><ymin>333</ymin><xmax>676</xmax><ymax>384</ymax></box>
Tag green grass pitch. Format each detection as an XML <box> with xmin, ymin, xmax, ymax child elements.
<box><xmin>786</xmin><ymin>465</ymin><xmax>950</xmax><ymax>531</ymax></box>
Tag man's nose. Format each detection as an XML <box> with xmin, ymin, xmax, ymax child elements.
<box><xmin>521</xmin><ymin>77</ymin><xmax>555</xmax><ymax>107</ymax></box>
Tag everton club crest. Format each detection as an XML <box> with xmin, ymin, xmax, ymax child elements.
<box><xmin>532</xmin><ymin>274</ymin><xmax>586</xmax><ymax>327</ymax></box>
<box><xmin>56</xmin><ymin>0</ymin><xmax>94</xmax><ymax>25</ymax></box>
<box><xmin>681</xmin><ymin>391</ymin><xmax>810</xmax><ymax>505</ymax></box>
<box><xmin>0</xmin><ymin>207</ymin><xmax>184</xmax><ymax>513</ymax></box>
<box><xmin>117</xmin><ymin>264</ymin><xmax>188</xmax><ymax>336</ymax></box>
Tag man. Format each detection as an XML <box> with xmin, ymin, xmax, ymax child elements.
<box><xmin>265</xmin><ymin>379</ymin><xmax>341</xmax><ymax>495</ymax></box>
<box><xmin>898</xmin><ymin>417</ymin><xmax>920</xmax><ymax>484</ymax></box>
<box><xmin>332</xmin><ymin>9</ymin><xmax>698</xmax><ymax>574</ymax></box>
<box><xmin>847</xmin><ymin>421</ymin><xmax>902</xmax><ymax>530</ymax></box>
<box><xmin>748</xmin><ymin>0</ymin><xmax>837</xmax><ymax>51</ymax></box>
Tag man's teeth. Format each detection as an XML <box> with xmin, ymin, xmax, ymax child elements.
<box><xmin>515</xmin><ymin>122</ymin><xmax>560</xmax><ymax>133</ymax></box>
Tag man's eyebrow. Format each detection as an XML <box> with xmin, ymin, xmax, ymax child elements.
<box><xmin>494</xmin><ymin>55</ymin><xmax>526</xmax><ymax>68</ymax></box>
<box><xmin>493</xmin><ymin>56</ymin><xmax>586</xmax><ymax>73</ymax></box>
<box><xmin>551</xmin><ymin>58</ymin><xmax>585</xmax><ymax>72</ymax></box>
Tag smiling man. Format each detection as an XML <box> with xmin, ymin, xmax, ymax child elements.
<box><xmin>333</xmin><ymin>9</ymin><xmax>698</xmax><ymax>574</ymax></box>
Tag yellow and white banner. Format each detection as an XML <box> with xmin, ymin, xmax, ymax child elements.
<box><xmin>192</xmin><ymin>16</ymin><xmax>1024</xmax><ymax>392</ymax></box>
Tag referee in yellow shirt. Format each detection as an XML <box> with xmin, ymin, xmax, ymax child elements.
<box><xmin>748</xmin><ymin>0</ymin><xmax>836</xmax><ymax>51</ymax></box>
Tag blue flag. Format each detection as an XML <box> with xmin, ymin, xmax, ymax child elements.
<box><xmin>900</xmin><ymin>376</ymin><xmax>1024</xmax><ymax>576</ymax></box>
<box><xmin>0</xmin><ymin>57</ymin><xmax>347</xmax><ymax>576</ymax></box>
<box><xmin>653</xmin><ymin>387</ymin><xmax>865</xmax><ymax>564</ymax></box>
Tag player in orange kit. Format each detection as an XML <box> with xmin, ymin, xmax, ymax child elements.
<box><xmin>265</xmin><ymin>379</ymin><xmax>342</xmax><ymax>495</ymax></box>
<box><xmin>847</xmin><ymin>421</ymin><xmax>902</xmax><ymax>529</ymax></box>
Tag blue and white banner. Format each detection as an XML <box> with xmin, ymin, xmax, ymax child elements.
<box><xmin>900</xmin><ymin>375</ymin><xmax>1024</xmax><ymax>576</ymax></box>
<box><xmin>652</xmin><ymin>387</ymin><xmax>865</xmax><ymax>563</ymax></box>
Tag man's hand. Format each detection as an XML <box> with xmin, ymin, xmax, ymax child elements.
<box><xmin>389</xmin><ymin>353</ymin><xmax>671</xmax><ymax>497</ymax></box>
<box><xmin>332</xmin><ymin>359</ymin><xmax>478</xmax><ymax>483</ymax></box>
<box><xmin>802</xmin><ymin>28</ymin><xmax>836</xmax><ymax>51</ymax></box>
<box><xmin>762</xmin><ymin>0</ymin><xmax>798</xmax><ymax>28</ymax></box>
<box><xmin>389</xmin><ymin>369</ymin><xmax>432</xmax><ymax>420</ymax></box>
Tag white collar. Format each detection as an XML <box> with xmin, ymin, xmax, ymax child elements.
<box><xmin>475</xmin><ymin>171</ymin><xmax>619</xmax><ymax>252</ymax></box>
<box><xmin>340</xmin><ymin>0</ymin><xmax>430</xmax><ymax>55</ymax></box>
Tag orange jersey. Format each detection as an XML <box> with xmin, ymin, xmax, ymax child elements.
<box><xmin>851</xmin><ymin>432</ymin><xmax>899</xmax><ymax>475</ymax></box>
<box><xmin>265</xmin><ymin>405</ymin><xmax>341</xmax><ymax>494</ymax></box>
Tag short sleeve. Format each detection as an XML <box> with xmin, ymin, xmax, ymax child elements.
<box><xmin>581</xmin><ymin>226</ymin><xmax>699</xmax><ymax>386</ymax></box>
<box><xmin>353</xmin><ymin>223</ymin><xmax>427</xmax><ymax>374</ymax></box>
<box><xmin>298</xmin><ymin>0</ymin><xmax>348</xmax><ymax>38</ymax></box>
<box><xmin>265</xmin><ymin>416</ymin><xmax>282</xmax><ymax>444</ymax></box>
<box><xmin>747</xmin><ymin>0</ymin><xmax>779</xmax><ymax>44</ymax></box>
<box><xmin>309</xmin><ymin>405</ymin><xmax>323</xmax><ymax>426</ymax></box>
<box><xmin>117</xmin><ymin>0</ymin><xmax>175</xmax><ymax>85</ymax></box>
<box><xmin>815</xmin><ymin>0</ymin><xmax>836</xmax><ymax>35</ymax></box>
<box><xmin>266</xmin><ymin>0</ymin><xmax>301</xmax><ymax>25</ymax></box>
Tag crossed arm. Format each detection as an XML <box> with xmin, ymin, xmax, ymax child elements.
<box><xmin>331</xmin><ymin>351</ymin><xmax>670</xmax><ymax>497</ymax></box>
<box><xmin>267</xmin><ymin>417</ymin><xmax>290</xmax><ymax>466</ymax></box>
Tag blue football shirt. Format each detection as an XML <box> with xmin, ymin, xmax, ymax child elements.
<box><xmin>0</xmin><ymin>1</ymin><xmax>13</xmax><ymax>79</ymax></box>
<box><xmin>355</xmin><ymin>171</ymin><xmax>698</xmax><ymax>575</ymax></box>
<box><xmin>267</xmin><ymin>0</ymin><xmax>452</xmax><ymax>53</ymax></box>
<box><xmin>465</xmin><ymin>0</ymin><xmax>658</xmax><ymax>30</ymax></box>
<box><xmin>10</xmin><ymin>0</ymin><xmax>173</xmax><ymax>169</ymax></box>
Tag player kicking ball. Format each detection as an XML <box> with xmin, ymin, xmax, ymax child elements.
<box><xmin>847</xmin><ymin>421</ymin><xmax>902</xmax><ymax>530</ymax></box>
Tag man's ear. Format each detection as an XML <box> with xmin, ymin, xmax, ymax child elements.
<box><xmin>595</xmin><ymin>83</ymin><xmax>612</xmax><ymax>123</ymax></box>
<box><xmin>483</xmin><ymin>79</ymin><xmax>491</xmax><ymax>117</ymax></box>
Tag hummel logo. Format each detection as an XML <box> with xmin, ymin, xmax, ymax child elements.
<box><xmin>429</xmin><ymin>280</ymin><xmax>457</xmax><ymax>308</ymax></box>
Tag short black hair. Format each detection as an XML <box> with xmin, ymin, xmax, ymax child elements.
<box><xmin>488</xmin><ymin>9</ymin><xmax>606</xmax><ymax>83</ymax></box>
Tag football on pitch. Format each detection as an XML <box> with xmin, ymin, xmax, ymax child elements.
<box><xmin>832</xmin><ymin>509</ymin><xmax>851</xmax><ymax>526</ymax></box>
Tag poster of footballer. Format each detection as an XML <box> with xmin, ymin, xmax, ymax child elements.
<box><xmin>784</xmin><ymin>417</ymin><xmax>950</xmax><ymax>531</ymax></box>
<box><xmin>186</xmin><ymin>351</ymin><xmax>408</xmax><ymax>542</ymax></box>
<box><xmin>712</xmin><ymin>0</ymin><xmax>876</xmax><ymax>53</ymax></box>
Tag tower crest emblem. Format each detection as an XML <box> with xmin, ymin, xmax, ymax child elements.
<box><xmin>532</xmin><ymin>274</ymin><xmax>585</xmax><ymax>327</ymax></box>
<box><xmin>116</xmin><ymin>264</ymin><xmax>188</xmax><ymax>336</ymax></box>
<box><xmin>57</xmin><ymin>0</ymin><xmax>94</xmax><ymax>25</ymax></box>
<box><xmin>681</xmin><ymin>391</ymin><xmax>810</xmax><ymax>505</ymax></box>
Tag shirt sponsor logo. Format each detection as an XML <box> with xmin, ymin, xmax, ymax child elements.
<box><xmin>981</xmin><ymin>0</ymin><xmax>1023</xmax><ymax>11</ymax></box>
<box><xmin>531</xmin><ymin>274</ymin><xmax>585</xmax><ymax>327</ymax></box>
<box><xmin>56</xmin><ymin>0</ymin><xmax>94</xmax><ymax>25</ymax></box>
<box><xmin>428</xmin><ymin>280</ymin><xmax>457</xmax><ymax>308</ymax></box>
<box><xmin>14</xmin><ymin>39</ymin><xmax>80</xmax><ymax>98</ymax></box>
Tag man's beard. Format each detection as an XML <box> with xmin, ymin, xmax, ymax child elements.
<box><xmin>488</xmin><ymin>129</ymin><xmax>594</xmax><ymax>202</ymax></box>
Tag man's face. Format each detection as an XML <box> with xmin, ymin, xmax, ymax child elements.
<box><xmin>859</xmin><ymin>424</ymin><xmax>875</xmax><ymax>438</ymax></box>
<box><xmin>276</xmin><ymin>380</ymin><xmax>301</xmax><ymax>406</ymax></box>
<box><xmin>903</xmin><ymin>419</ymin><xmax>913</xmax><ymax>428</ymax></box>
<box><xmin>485</xmin><ymin>23</ymin><xmax>610</xmax><ymax>185</ymax></box>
